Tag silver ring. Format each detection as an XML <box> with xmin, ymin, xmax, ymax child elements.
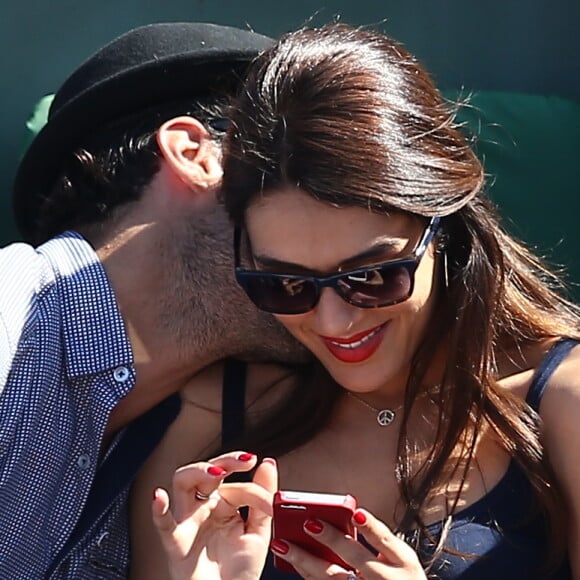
<box><xmin>346</xmin><ymin>573</ymin><xmax>358</xmax><ymax>580</ymax></box>
<box><xmin>194</xmin><ymin>489</ymin><xmax>212</xmax><ymax>501</ymax></box>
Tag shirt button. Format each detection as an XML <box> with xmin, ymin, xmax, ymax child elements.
<box><xmin>113</xmin><ymin>366</ymin><xmax>130</xmax><ymax>383</ymax></box>
<box><xmin>77</xmin><ymin>454</ymin><xmax>91</xmax><ymax>470</ymax></box>
<box><xmin>96</xmin><ymin>531</ymin><xmax>109</xmax><ymax>548</ymax></box>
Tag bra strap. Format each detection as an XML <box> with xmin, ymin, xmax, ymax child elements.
<box><xmin>221</xmin><ymin>358</ymin><xmax>247</xmax><ymax>446</ymax></box>
<box><xmin>526</xmin><ymin>338</ymin><xmax>578</xmax><ymax>412</ymax></box>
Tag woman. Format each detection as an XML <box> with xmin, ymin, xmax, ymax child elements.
<box><xmin>137</xmin><ymin>23</ymin><xmax>580</xmax><ymax>579</ymax></box>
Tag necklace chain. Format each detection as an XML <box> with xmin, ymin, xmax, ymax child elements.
<box><xmin>345</xmin><ymin>387</ymin><xmax>436</xmax><ymax>427</ymax></box>
<box><xmin>345</xmin><ymin>391</ymin><xmax>403</xmax><ymax>426</ymax></box>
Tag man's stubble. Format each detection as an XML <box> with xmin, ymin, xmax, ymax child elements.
<box><xmin>156</xmin><ymin>202</ymin><xmax>311</xmax><ymax>366</ymax></box>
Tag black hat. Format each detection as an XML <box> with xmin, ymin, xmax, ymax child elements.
<box><xmin>13</xmin><ymin>22</ymin><xmax>273</xmax><ymax>241</ymax></box>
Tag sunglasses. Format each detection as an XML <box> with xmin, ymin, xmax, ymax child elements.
<box><xmin>234</xmin><ymin>216</ymin><xmax>440</xmax><ymax>315</ymax></box>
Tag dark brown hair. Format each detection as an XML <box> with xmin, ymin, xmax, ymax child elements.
<box><xmin>222</xmin><ymin>23</ymin><xmax>580</xmax><ymax>568</ymax></box>
<box><xmin>34</xmin><ymin>97</ymin><xmax>229</xmax><ymax>245</ymax></box>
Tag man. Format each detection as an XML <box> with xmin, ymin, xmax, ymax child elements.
<box><xmin>0</xmin><ymin>22</ymin><xmax>306</xmax><ymax>578</ymax></box>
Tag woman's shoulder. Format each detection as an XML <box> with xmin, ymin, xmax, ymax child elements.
<box><xmin>497</xmin><ymin>338</ymin><xmax>580</xmax><ymax>402</ymax></box>
<box><xmin>533</xmin><ymin>339</ymin><xmax>580</xmax><ymax>548</ymax></box>
<box><xmin>180</xmin><ymin>360</ymin><xmax>299</xmax><ymax>418</ymax></box>
<box><xmin>542</xmin><ymin>339</ymin><xmax>580</xmax><ymax>386</ymax></box>
<box><xmin>536</xmin><ymin>338</ymin><xmax>580</xmax><ymax>421</ymax></box>
<box><xmin>497</xmin><ymin>335</ymin><xmax>580</xmax><ymax>442</ymax></box>
<box><xmin>132</xmin><ymin>361</ymin><xmax>301</xmax><ymax>487</ymax></box>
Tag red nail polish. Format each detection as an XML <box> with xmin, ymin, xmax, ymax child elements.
<box><xmin>304</xmin><ymin>519</ymin><xmax>324</xmax><ymax>534</ymax></box>
<box><xmin>262</xmin><ymin>457</ymin><xmax>277</xmax><ymax>466</ymax></box>
<box><xmin>207</xmin><ymin>465</ymin><xmax>226</xmax><ymax>477</ymax></box>
<box><xmin>238</xmin><ymin>452</ymin><xmax>255</xmax><ymax>461</ymax></box>
<box><xmin>353</xmin><ymin>510</ymin><xmax>367</xmax><ymax>525</ymax></box>
<box><xmin>271</xmin><ymin>539</ymin><xmax>289</xmax><ymax>554</ymax></box>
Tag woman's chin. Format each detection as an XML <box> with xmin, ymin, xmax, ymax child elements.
<box><xmin>326</xmin><ymin>366</ymin><xmax>393</xmax><ymax>394</ymax></box>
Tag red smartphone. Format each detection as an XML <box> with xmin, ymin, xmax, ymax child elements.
<box><xmin>272</xmin><ymin>490</ymin><xmax>358</xmax><ymax>573</ymax></box>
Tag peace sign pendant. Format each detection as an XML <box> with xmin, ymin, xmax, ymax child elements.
<box><xmin>377</xmin><ymin>409</ymin><xmax>396</xmax><ymax>426</ymax></box>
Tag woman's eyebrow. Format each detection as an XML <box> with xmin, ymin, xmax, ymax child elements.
<box><xmin>252</xmin><ymin>254</ymin><xmax>321</xmax><ymax>275</ymax></box>
<box><xmin>253</xmin><ymin>239</ymin><xmax>404</xmax><ymax>274</ymax></box>
<box><xmin>338</xmin><ymin>239</ymin><xmax>405</xmax><ymax>270</ymax></box>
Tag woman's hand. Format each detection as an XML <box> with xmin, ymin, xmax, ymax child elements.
<box><xmin>270</xmin><ymin>507</ymin><xmax>427</xmax><ymax>579</ymax></box>
<box><xmin>152</xmin><ymin>451</ymin><xmax>277</xmax><ymax>580</ymax></box>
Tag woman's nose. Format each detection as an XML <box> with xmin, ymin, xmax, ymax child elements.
<box><xmin>311</xmin><ymin>287</ymin><xmax>363</xmax><ymax>336</ymax></box>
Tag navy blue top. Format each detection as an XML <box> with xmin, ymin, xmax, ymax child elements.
<box><xmin>222</xmin><ymin>339</ymin><xmax>577</xmax><ymax>579</ymax></box>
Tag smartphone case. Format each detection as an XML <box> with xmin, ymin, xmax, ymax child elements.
<box><xmin>272</xmin><ymin>490</ymin><xmax>357</xmax><ymax>574</ymax></box>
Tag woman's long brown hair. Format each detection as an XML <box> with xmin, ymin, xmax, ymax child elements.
<box><xmin>221</xmin><ymin>23</ymin><xmax>580</xmax><ymax>569</ymax></box>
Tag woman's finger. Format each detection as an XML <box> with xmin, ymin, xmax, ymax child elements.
<box><xmin>298</xmin><ymin>516</ymin><xmax>371</xmax><ymax>574</ymax></box>
<box><xmin>215</xmin><ymin>480</ymin><xmax>275</xmax><ymax>518</ymax></box>
<box><xmin>152</xmin><ymin>487</ymin><xmax>190</xmax><ymax>560</ymax></box>
<box><xmin>172</xmin><ymin>462</ymin><xmax>227</xmax><ymax>519</ymax></box>
<box><xmin>250</xmin><ymin>457</ymin><xmax>278</xmax><ymax>494</ymax></box>
<box><xmin>351</xmin><ymin>508</ymin><xmax>418</xmax><ymax>567</ymax></box>
<box><xmin>245</xmin><ymin>457</ymin><xmax>278</xmax><ymax>536</ymax></box>
<box><xmin>270</xmin><ymin>538</ymin><xmax>349</xmax><ymax>579</ymax></box>
<box><xmin>172</xmin><ymin>451</ymin><xmax>257</xmax><ymax>518</ymax></box>
<box><xmin>173</xmin><ymin>451</ymin><xmax>258</xmax><ymax>494</ymax></box>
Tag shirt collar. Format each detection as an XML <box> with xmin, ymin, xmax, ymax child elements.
<box><xmin>37</xmin><ymin>231</ymin><xmax>134</xmax><ymax>381</ymax></box>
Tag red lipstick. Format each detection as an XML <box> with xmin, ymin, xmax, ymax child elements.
<box><xmin>320</xmin><ymin>323</ymin><xmax>387</xmax><ymax>363</ymax></box>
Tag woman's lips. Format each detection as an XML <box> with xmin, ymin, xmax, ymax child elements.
<box><xmin>320</xmin><ymin>323</ymin><xmax>388</xmax><ymax>363</ymax></box>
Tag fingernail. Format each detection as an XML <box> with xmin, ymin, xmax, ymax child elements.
<box><xmin>207</xmin><ymin>465</ymin><xmax>226</xmax><ymax>477</ymax></box>
<box><xmin>271</xmin><ymin>539</ymin><xmax>289</xmax><ymax>554</ymax></box>
<box><xmin>304</xmin><ymin>519</ymin><xmax>324</xmax><ymax>534</ymax></box>
<box><xmin>353</xmin><ymin>510</ymin><xmax>367</xmax><ymax>525</ymax></box>
<box><xmin>152</xmin><ymin>488</ymin><xmax>160</xmax><ymax>502</ymax></box>
<box><xmin>237</xmin><ymin>452</ymin><xmax>255</xmax><ymax>461</ymax></box>
<box><xmin>262</xmin><ymin>457</ymin><xmax>277</xmax><ymax>466</ymax></box>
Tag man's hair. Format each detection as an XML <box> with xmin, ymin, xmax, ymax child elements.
<box><xmin>34</xmin><ymin>96</ymin><xmax>228</xmax><ymax>243</ymax></box>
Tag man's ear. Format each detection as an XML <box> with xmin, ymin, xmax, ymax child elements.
<box><xmin>156</xmin><ymin>116</ymin><xmax>223</xmax><ymax>193</ymax></box>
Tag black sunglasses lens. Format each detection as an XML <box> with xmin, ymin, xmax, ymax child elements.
<box><xmin>240</xmin><ymin>274</ymin><xmax>318</xmax><ymax>314</ymax></box>
<box><xmin>337</xmin><ymin>263</ymin><xmax>413</xmax><ymax>307</ymax></box>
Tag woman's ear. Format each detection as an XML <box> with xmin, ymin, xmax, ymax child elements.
<box><xmin>156</xmin><ymin>116</ymin><xmax>223</xmax><ymax>193</ymax></box>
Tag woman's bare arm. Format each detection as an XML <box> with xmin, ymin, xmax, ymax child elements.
<box><xmin>539</xmin><ymin>344</ymin><xmax>580</xmax><ymax>578</ymax></box>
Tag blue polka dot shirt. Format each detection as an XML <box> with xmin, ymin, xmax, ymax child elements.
<box><xmin>0</xmin><ymin>232</ymin><xmax>175</xmax><ymax>578</ymax></box>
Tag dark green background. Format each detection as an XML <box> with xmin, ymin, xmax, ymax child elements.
<box><xmin>1</xmin><ymin>1</ymin><xmax>578</xmax><ymax>296</ymax></box>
